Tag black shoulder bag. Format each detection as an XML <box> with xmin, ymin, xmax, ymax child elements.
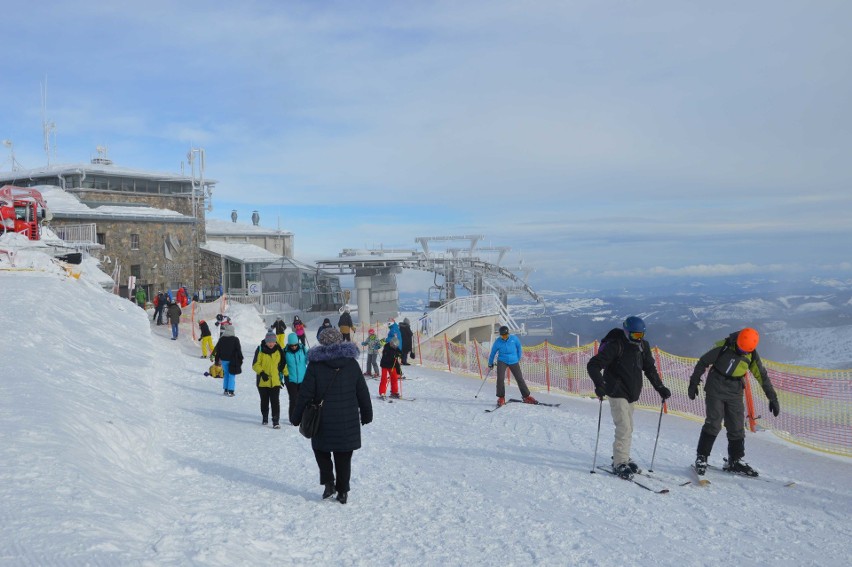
<box><xmin>299</xmin><ymin>368</ymin><xmax>337</xmax><ymax>439</ymax></box>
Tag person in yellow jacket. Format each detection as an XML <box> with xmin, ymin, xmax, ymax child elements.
<box><xmin>252</xmin><ymin>331</ymin><xmax>287</xmax><ymax>428</ymax></box>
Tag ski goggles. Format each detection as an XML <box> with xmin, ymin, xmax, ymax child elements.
<box><xmin>628</xmin><ymin>331</ymin><xmax>645</xmax><ymax>341</ymax></box>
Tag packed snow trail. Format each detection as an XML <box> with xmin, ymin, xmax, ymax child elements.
<box><xmin>1</xmin><ymin>265</ymin><xmax>851</xmax><ymax>565</ymax></box>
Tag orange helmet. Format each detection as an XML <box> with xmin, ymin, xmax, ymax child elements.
<box><xmin>736</xmin><ymin>327</ymin><xmax>759</xmax><ymax>353</ymax></box>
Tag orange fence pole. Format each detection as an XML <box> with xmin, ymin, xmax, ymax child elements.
<box><xmin>474</xmin><ymin>341</ymin><xmax>483</xmax><ymax>380</ymax></box>
<box><xmin>416</xmin><ymin>330</ymin><xmax>423</xmax><ymax>365</ymax></box>
<box><xmin>743</xmin><ymin>373</ymin><xmax>758</xmax><ymax>432</ymax></box>
<box><xmin>444</xmin><ymin>334</ymin><xmax>452</xmax><ymax>372</ymax></box>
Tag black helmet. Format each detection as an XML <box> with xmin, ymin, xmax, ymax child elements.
<box><xmin>499</xmin><ymin>325</ymin><xmax>509</xmax><ymax>335</ymax></box>
<box><xmin>623</xmin><ymin>316</ymin><xmax>646</xmax><ymax>342</ymax></box>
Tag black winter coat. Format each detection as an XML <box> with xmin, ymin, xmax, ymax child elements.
<box><xmin>399</xmin><ymin>322</ymin><xmax>414</xmax><ymax>352</ymax></box>
<box><xmin>212</xmin><ymin>335</ymin><xmax>244</xmax><ymax>373</ymax></box>
<box><xmin>380</xmin><ymin>342</ymin><xmax>402</xmax><ymax>370</ymax></box>
<box><xmin>199</xmin><ymin>321</ymin><xmax>211</xmax><ymax>338</ymax></box>
<box><xmin>291</xmin><ymin>341</ymin><xmax>373</xmax><ymax>452</ymax></box>
<box><xmin>587</xmin><ymin>328</ymin><xmax>664</xmax><ymax>403</ymax></box>
<box><xmin>271</xmin><ymin>320</ymin><xmax>287</xmax><ymax>335</ymax></box>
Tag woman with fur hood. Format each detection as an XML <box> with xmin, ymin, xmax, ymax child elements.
<box><xmin>291</xmin><ymin>327</ymin><xmax>372</xmax><ymax>504</ymax></box>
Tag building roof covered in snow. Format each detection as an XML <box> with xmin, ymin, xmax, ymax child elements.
<box><xmin>200</xmin><ymin>240</ymin><xmax>282</xmax><ymax>264</ymax></box>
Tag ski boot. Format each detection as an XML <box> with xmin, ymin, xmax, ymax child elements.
<box><xmin>615</xmin><ymin>463</ymin><xmax>634</xmax><ymax>480</ymax></box>
<box><xmin>497</xmin><ymin>397</ymin><xmax>506</xmax><ymax>407</ymax></box>
<box><xmin>694</xmin><ymin>455</ymin><xmax>708</xmax><ymax>475</ymax></box>
<box><xmin>523</xmin><ymin>395</ymin><xmax>538</xmax><ymax>404</ymax></box>
<box><xmin>723</xmin><ymin>458</ymin><xmax>758</xmax><ymax>477</ymax></box>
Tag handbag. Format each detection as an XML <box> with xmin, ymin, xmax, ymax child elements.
<box><xmin>299</xmin><ymin>367</ymin><xmax>337</xmax><ymax>439</ymax></box>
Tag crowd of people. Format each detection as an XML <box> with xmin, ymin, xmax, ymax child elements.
<box><xmin>155</xmin><ymin>303</ymin><xmax>780</xmax><ymax>501</ymax></box>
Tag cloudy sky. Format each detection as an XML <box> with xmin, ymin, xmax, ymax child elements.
<box><xmin>2</xmin><ymin>0</ymin><xmax>850</xmax><ymax>289</ymax></box>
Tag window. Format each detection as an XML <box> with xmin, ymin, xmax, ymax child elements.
<box><xmin>130</xmin><ymin>234</ymin><xmax>140</xmax><ymax>250</ymax></box>
<box><xmin>131</xmin><ymin>264</ymin><xmax>141</xmax><ymax>278</ymax></box>
<box><xmin>96</xmin><ymin>233</ymin><xmax>106</xmax><ymax>246</ymax></box>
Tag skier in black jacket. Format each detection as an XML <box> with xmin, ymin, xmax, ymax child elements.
<box><xmin>587</xmin><ymin>316</ymin><xmax>671</xmax><ymax>479</ymax></box>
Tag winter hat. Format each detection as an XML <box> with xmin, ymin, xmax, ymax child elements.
<box><xmin>368</xmin><ymin>328</ymin><xmax>375</xmax><ymax>334</ymax></box>
<box><xmin>323</xmin><ymin>318</ymin><xmax>331</xmax><ymax>324</ymax></box>
<box><xmin>403</xmin><ymin>318</ymin><xmax>410</xmax><ymax>324</ymax></box>
<box><xmin>264</xmin><ymin>331</ymin><xmax>277</xmax><ymax>343</ymax></box>
<box><xmin>287</xmin><ymin>333</ymin><xmax>300</xmax><ymax>345</ymax></box>
<box><xmin>221</xmin><ymin>323</ymin><xmax>235</xmax><ymax>336</ymax></box>
<box><xmin>318</xmin><ymin>327</ymin><xmax>344</xmax><ymax>346</ymax></box>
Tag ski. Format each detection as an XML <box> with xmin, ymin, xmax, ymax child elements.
<box><xmin>596</xmin><ymin>465</ymin><xmax>670</xmax><ymax>494</ymax></box>
<box><xmin>376</xmin><ymin>395</ymin><xmax>416</xmax><ymax>403</ymax></box>
<box><xmin>690</xmin><ymin>465</ymin><xmax>711</xmax><ymax>487</ymax></box>
<box><xmin>484</xmin><ymin>403</ymin><xmax>508</xmax><ymax>413</ymax></box>
<box><xmin>641</xmin><ymin>470</ymin><xmax>692</xmax><ymax>487</ymax></box>
<box><xmin>508</xmin><ymin>398</ymin><xmax>561</xmax><ymax>407</ymax></box>
<box><xmin>707</xmin><ymin>463</ymin><xmax>796</xmax><ymax>487</ymax></box>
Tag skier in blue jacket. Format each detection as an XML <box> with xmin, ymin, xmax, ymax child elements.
<box><xmin>283</xmin><ymin>333</ymin><xmax>309</xmax><ymax>421</ymax></box>
<box><xmin>488</xmin><ymin>326</ymin><xmax>536</xmax><ymax>407</ymax></box>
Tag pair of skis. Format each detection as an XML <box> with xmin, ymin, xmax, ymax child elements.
<box><xmin>690</xmin><ymin>463</ymin><xmax>796</xmax><ymax>488</ymax></box>
<box><xmin>376</xmin><ymin>395</ymin><xmax>416</xmax><ymax>403</ymax></box>
<box><xmin>484</xmin><ymin>399</ymin><xmax>562</xmax><ymax>413</ymax></box>
<box><xmin>595</xmin><ymin>465</ymin><xmax>682</xmax><ymax>494</ymax></box>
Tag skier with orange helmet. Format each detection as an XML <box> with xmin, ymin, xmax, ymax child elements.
<box><xmin>688</xmin><ymin>327</ymin><xmax>780</xmax><ymax>478</ymax></box>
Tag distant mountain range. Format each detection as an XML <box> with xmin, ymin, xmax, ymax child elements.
<box><xmin>402</xmin><ymin>276</ymin><xmax>852</xmax><ymax>369</ymax></box>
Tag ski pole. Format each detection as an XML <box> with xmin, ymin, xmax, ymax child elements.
<box><xmin>474</xmin><ymin>366</ymin><xmax>494</xmax><ymax>398</ymax></box>
<box><xmin>590</xmin><ymin>398</ymin><xmax>603</xmax><ymax>473</ymax></box>
<box><xmin>648</xmin><ymin>401</ymin><xmax>665</xmax><ymax>473</ymax></box>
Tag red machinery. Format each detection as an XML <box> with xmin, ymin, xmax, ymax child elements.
<box><xmin>0</xmin><ymin>185</ymin><xmax>51</xmax><ymax>241</ymax></box>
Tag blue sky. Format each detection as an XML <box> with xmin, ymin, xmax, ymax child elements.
<box><xmin>2</xmin><ymin>0</ymin><xmax>851</xmax><ymax>290</ymax></box>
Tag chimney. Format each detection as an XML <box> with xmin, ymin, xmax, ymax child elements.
<box><xmin>251</xmin><ymin>210</ymin><xmax>260</xmax><ymax>226</ymax></box>
<box><xmin>231</xmin><ymin>210</ymin><xmax>238</xmax><ymax>223</ymax></box>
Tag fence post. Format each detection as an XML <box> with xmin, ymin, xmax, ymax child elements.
<box><xmin>444</xmin><ymin>334</ymin><xmax>452</xmax><ymax>373</ymax></box>
<box><xmin>544</xmin><ymin>340</ymin><xmax>551</xmax><ymax>392</ymax></box>
<box><xmin>743</xmin><ymin>372</ymin><xmax>758</xmax><ymax>432</ymax></box>
<box><xmin>474</xmin><ymin>341</ymin><xmax>483</xmax><ymax>380</ymax></box>
<box><xmin>416</xmin><ymin>329</ymin><xmax>422</xmax><ymax>365</ymax></box>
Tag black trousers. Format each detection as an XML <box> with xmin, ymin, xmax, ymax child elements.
<box><xmin>257</xmin><ymin>385</ymin><xmax>280</xmax><ymax>425</ymax></box>
<box><xmin>314</xmin><ymin>449</ymin><xmax>353</xmax><ymax>493</ymax></box>
<box><xmin>284</xmin><ymin>380</ymin><xmax>300</xmax><ymax>423</ymax></box>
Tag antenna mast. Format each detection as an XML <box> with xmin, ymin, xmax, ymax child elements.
<box><xmin>41</xmin><ymin>78</ymin><xmax>56</xmax><ymax>166</ymax></box>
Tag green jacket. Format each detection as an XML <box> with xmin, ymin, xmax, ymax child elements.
<box><xmin>689</xmin><ymin>331</ymin><xmax>778</xmax><ymax>403</ymax></box>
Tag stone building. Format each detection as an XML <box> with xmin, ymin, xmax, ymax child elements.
<box><xmin>0</xmin><ymin>155</ymin><xmax>215</xmax><ymax>299</ymax></box>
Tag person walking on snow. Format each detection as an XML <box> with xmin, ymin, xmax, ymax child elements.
<box><xmin>283</xmin><ymin>332</ymin><xmax>309</xmax><ymax>422</ymax></box>
<box><xmin>291</xmin><ymin>327</ymin><xmax>373</xmax><ymax>504</ymax></box>
<box><xmin>361</xmin><ymin>328</ymin><xmax>381</xmax><ymax>377</ymax></box>
<box><xmin>135</xmin><ymin>287</ymin><xmax>146</xmax><ymax>309</ymax></box>
<box><xmin>270</xmin><ymin>317</ymin><xmax>287</xmax><ymax>348</ymax></box>
<box><xmin>337</xmin><ymin>307</ymin><xmax>354</xmax><ymax>341</ymax></box>
<box><xmin>316</xmin><ymin>318</ymin><xmax>333</xmax><ymax>341</ymax></box>
<box><xmin>198</xmin><ymin>319</ymin><xmax>214</xmax><ymax>358</ymax></box>
<box><xmin>166</xmin><ymin>300</ymin><xmax>182</xmax><ymax>340</ymax></box>
<box><xmin>688</xmin><ymin>327</ymin><xmax>779</xmax><ymax>477</ymax></box>
<box><xmin>488</xmin><ymin>325</ymin><xmax>537</xmax><ymax>407</ymax></box>
<box><xmin>399</xmin><ymin>318</ymin><xmax>414</xmax><ymax>365</ymax></box>
<box><xmin>153</xmin><ymin>291</ymin><xmax>165</xmax><ymax>325</ymax></box>
<box><xmin>378</xmin><ymin>336</ymin><xmax>403</xmax><ymax>399</ymax></box>
<box><xmin>293</xmin><ymin>316</ymin><xmax>307</xmax><ymax>346</ymax></box>
<box><xmin>252</xmin><ymin>331</ymin><xmax>286</xmax><ymax>428</ymax></box>
<box><xmin>587</xmin><ymin>316</ymin><xmax>671</xmax><ymax>479</ymax></box>
<box><xmin>212</xmin><ymin>323</ymin><xmax>244</xmax><ymax>397</ymax></box>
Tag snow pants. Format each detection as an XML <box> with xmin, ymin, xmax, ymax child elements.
<box><xmin>314</xmin><ymin>449</ymin><xmax>354</xmax><ymax>493</ymax></box>
<box><xmin>200</xmin><ymin>336</ymin><xmax>214</xmax><ymax>357</ymax></box>
<box><xmin>379</xmin><ymin>367</ymin><xmax>399</xmax><ymax>396</ymax></box>
<box><xmin>698</xmin><ymin>374</ymin><xmax>747</xmax><ymax>459</ymax></box>
<box><xmin>257</xmin><ymin>384</ymin><xmax>280</xmax><ymax>425</ymax></box>
<box><xmin>609</xmin><ymin>397</ymin><xmax>635</xmax><ymax>467</ymax></box>
<box><xmin>222</xmin><ymin>360</ymin><xmax>236</xmax><ymax>393</ymax></box>
<box><xmin>365</xmin><ymin>353</ymin><xmax>379</xmax><ymax>376</ymax></box>
<box><xmin>496</xmin><ymin>361</ymin><xmax>531</xmax><ymax>398</ymax></box>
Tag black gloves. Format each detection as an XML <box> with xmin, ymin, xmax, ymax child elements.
<box><xmin>688</xmin><ymin>383</ymin><xmax>699</xmax><ymax>400</ymax></box>
<box><xmin>769</xmin><ymin>399</ymin><xmax>780</xmax><ymax>417</ymax></box>
<box><xmin>658</xmin><ymin>386</ymin><xmax>672</xmax><ymax>400</ymax></box>
<box><xmin>259</xmin><ymin>372</ymin><xmax>269</xmax><ymax>381</ymax></box>
<box><xmin>488</xmin><ymin>364</ymin><xmax>494</xmax><ymax>369</ymax></box>
<box><xmin>594</xmin><ymin>385</ymin><xmax>606</xmax><ymax>399</ymax></box>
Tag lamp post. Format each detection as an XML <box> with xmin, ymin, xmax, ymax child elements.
<box><xmin>568</xmin><ymin>332</ymin><xmax>581</xmax><ymax>391</ymax></box>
